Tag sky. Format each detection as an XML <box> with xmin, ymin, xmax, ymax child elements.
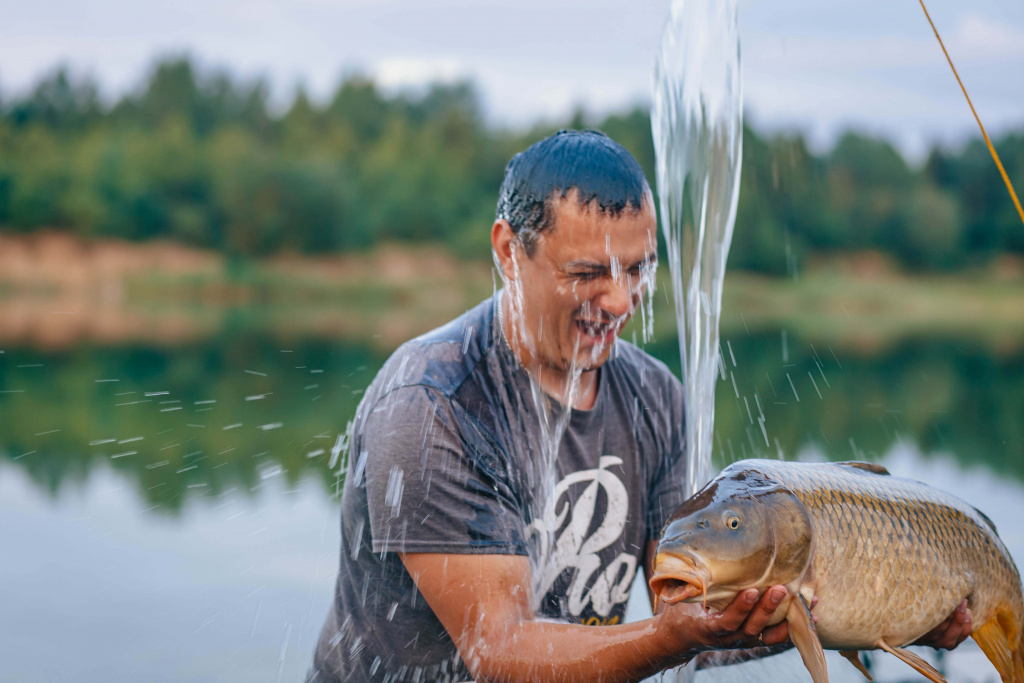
<box><xmin>1</xmin><ymin>0</ymin><xmax>1022</xmax><ymax>159</ymax></box>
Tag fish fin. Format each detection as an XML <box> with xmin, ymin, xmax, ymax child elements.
<box><xmin>1018</xmin><ymin>640</ymin><xmax>1024</xmax><ymax>683</ymax></box>
<box><xmin>787</xmin><ymin>594</ymin><xmax>829</xmax><ymax>683</ymax></box>
<box><xmin>835</xmin><ymin>461</ymin><xmax>890</xmax><ymax>475</ymax></box>
<box><xmin>973</xmin><ymin>617</ymin><xmax>1018</xmax><ymax>683</ymax></box>
<box><xmin>972</xmin><ymin>506</ymin><xmax>999</xmax><ymax>533</ymax></box>
<box><xmin>839</xmin><ymin>650</ymin><xmax>873</xmax><ymax>681</ymax></box>
<box><xmin>875</xmin><ymin>639</ymin><xmax>946</xmax><ymax>683</ymax></box>
<box><xmin>1018</xmin><ymin>619</ymin><xmax>1024</xmax><ymax>683</ymax></box>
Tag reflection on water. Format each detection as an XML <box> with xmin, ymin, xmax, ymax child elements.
<box><xmin>5</xmin><ymin>331</ymin><xmax>1022</xmax><ymax>508</ymax></box>
<box><xmin>0</xmin><ymin>464</ymin><xmax>337</xmax><ymax>683</ymax></box>
<box><xmin>1</xmin><ymin>329</ymin><xmax>1023</xmax><ymax>681</ymax></box>
<box><xmin>0</xmin><ymin>337</ymin><xmax>382</xmax><ymax>511</ymax></box>
<box><xmin>701</xmin><ymin>332</ymin><xmax>1024</xmax><ymax>482</ymax></box>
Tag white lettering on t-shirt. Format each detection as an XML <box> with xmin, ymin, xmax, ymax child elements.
<box><xmin>526</xmin><ymin>455</ymin><xmax>637</xmax><ymax>617</ymax></box>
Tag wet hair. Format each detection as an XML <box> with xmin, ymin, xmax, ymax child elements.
<box><xmin>495</xmin><ymin>129</ymin><xmax>651</xmax><ymax>256</ymax></box>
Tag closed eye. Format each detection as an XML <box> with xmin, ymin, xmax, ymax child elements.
<box><xmin>568</xmin><ymin>269</ymin><xmax>605</xmax><ymax>282</ymax></box>
<box><xmin>628</xmin><ymin>258</ymin><xmax>657</xmax><ymax>280</ymax></box>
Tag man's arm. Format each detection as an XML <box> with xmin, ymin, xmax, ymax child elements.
<box><xmin>401</xmin><ymin>552</ymin><xmax>792</xmax><ymax>683</ymax></box>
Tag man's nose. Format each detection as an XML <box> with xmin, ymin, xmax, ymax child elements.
<box><xmin>597</xmin><ymin>277</ymin><xmax>635</xmax><ymax>318</ymax></box>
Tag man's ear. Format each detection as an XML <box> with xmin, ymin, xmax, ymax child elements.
<box><xmin>491</xmin><ymin>219</ymin><xmax>518</xmax><ymax>281</ymax></box>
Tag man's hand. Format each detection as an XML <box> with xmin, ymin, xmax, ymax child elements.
<box><xmin>658</xmin><ymin>586</ymin><xmax>792</xmax><ymax>656</ymax></box>
<box><xmin>914</xmin><ymin>599</ymin><xmax>972</xmax><ymax>650</ymax></box>
<box><xmin>401</xmin><ymin>553</ymin><xmax>797</xmax><ymax>683</ymax></box>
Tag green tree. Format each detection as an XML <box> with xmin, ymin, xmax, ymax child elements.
<box><xmin>1</xmin><ymin>55</ymin><xmax>1022</xmax><ymax>271</ymax></box>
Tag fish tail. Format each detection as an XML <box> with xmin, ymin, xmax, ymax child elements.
<box><xmin>971</xmin><ymin>607</ymin><xmax>1024</xmax><ymax>683</ymax></box>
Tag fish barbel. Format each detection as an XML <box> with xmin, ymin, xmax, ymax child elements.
<box><xmin>649</xmin><ymin>459</ymin><xmax>1024</xmax><ymax>683</ymax></box>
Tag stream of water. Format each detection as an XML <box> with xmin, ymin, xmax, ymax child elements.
<box><xmin>652</xmin><ymin>0</ymin><xmax>743</xmax><ymax>501</ymax></box>
<box><xmin>651</xmin><ymin>0</ymin><xmax>742</xmax><ymax>679</ymax></box>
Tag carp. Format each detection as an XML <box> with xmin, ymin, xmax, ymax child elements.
<box><xmin>649</xmin><ymin>459</ymin><xmax>1024</xmax><ymax>683</ymax></box>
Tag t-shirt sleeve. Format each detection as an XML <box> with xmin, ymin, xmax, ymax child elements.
<box><xmin>645</xmin><ymin>376</ymin><xmax>688</xmax><ymax>540</ymax></box>
<box><xmin>361</xmin><ymin>384</ymin><xmax>527</xmax><ymax>555</ymax></box>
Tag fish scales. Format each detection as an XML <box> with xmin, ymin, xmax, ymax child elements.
<box><xmin>650</xmin><ymin>459</ymin><xmax>1024</xmax><ymax>683</ymax></box>
<box><xmin>764</xmin><ymin>460</ymin><xmax>1020</xmax><ymax>650</ymax></box>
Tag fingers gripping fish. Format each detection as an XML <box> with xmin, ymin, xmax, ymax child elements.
<box><xmin>649</xmin><ymin>459</ymin><xmax>1024</xmax><ymax>683</ymax></box>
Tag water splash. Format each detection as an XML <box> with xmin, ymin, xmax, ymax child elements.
<box><xmin>651</xmin><ymin>1</ymin><xmax>742</xmax><ymax>678</ymax></box>
<box><xmin>499</xmin><ymin>222</ymin><xmax>656</xmax><ymax>612</ymax></box>
<box><xmin>502</xmin><ymin>246</ymin><xmax>587</xmax><ymax>607</ymax></box>
<box><xmin>652</xmin><ymin>0</ymin><xmax>743</xmax><ymax>500</ymax></box>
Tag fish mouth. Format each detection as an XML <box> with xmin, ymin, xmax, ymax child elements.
<box><xmin>649</xmin><ymin>552</ymin><xmax>709</xmax><ymax>607</ymax></box>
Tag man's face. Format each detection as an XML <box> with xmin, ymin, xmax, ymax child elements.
<box><xmin>506</xmin><ymin>194</ymin><xmax>658</xmax><ymax>374</ymax></box>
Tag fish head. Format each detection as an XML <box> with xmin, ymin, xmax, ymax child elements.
<box><xmin>649</xmin><ymin>468</ymin><xmax>813</xmax><ymax>609</ymax></box>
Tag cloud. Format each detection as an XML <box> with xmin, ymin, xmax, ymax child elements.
<box><xmin>0</xmin><ymin>0</ymin><xmax>1020</xmax><ymax>156</ymax></box>
<box><xmin>373</xmin><ymin>56</ymin><xmax>470</xmax><ymax>91</ymax></box>
<box><xmin>950</xmin><ymin>13</ymin><xmax>1024</xmax><ymax>60</ymax></box>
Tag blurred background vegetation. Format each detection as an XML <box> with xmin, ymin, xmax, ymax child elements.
<box><xmin>3</xmin><ymin>55</ymin><xmax>1024</xmax><ymax>505</ymax></box>
<box><xmin>2</xmin><ymin>56</ymin><xmax>1022</xmax><ymax>271</ymax></box>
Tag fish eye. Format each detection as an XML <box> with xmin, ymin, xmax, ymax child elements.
<box><xmin>725</xmin><ymin>515</ymin><xmax>741</xmax><ymax>530</ymax></box>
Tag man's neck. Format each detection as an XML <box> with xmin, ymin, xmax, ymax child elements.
<box><xmin>499</xmin><ymin>293</ymin><xmax>599</xmax><ymax>411</ymax></box>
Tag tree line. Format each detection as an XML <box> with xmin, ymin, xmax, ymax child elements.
<box><xmin>0</xmin><ymin>57</ymin><xmax>1021</xmax><ymax>272</ymax></box>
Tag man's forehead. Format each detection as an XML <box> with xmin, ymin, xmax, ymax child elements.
<box><xmin>561</xmin><ymin>239</ymin><xmax>658</xmax><ymax>264</ymax></box>
<box><xmin>543</xmin><ymin>230</ymin><xmax>657</xmax><ymax>273</ymax></box>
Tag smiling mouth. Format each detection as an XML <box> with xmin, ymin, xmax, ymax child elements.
<box><xmin>575</xmin><ymin>318</ymin><xmax>622</xmax><ymax>343</ymax></box>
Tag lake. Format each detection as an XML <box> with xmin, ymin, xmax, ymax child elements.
<box><xmin>2</xmin><ymin>315</ymin><xmax>1022</xmax><ymax>682</ymax></box>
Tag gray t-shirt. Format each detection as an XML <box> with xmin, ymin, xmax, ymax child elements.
<box><xmin>311</xmin><ymin>295</ymin><xmax>687</xmax><ymax>683</ymax></box>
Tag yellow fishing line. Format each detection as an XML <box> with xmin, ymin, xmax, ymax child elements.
<box><xmin>918</xmin><ymin>0</ymin><xmax>1024</xmax><ymax>228</ymax></box>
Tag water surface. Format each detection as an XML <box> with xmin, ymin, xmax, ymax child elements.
<box><xmin>2</xmin><ymin>329</ymin><xmax>1022</xmax><ymax>681</ymax></box>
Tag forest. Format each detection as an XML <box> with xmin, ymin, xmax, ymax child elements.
<box><xmin>1</xmin><ymin>57</ymin><xmax>1022</xmax><ymax>272</ymax></box>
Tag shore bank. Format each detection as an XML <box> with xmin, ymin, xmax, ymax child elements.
<box><xmin>2</xmin><ymin>231</ymin><xmax>1023</xmax><ymax>352</ymax></box>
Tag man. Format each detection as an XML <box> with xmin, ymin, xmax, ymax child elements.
<box><xmin>311</xmin><ymin>130</ymin><xmax>970</xmax><ymax>682</ymax></box>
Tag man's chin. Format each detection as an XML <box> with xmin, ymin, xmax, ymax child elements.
<box><xmin>572</xmin><ymin>341</ymin><xmax>616</xmax><ymax>370</ymax></box>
